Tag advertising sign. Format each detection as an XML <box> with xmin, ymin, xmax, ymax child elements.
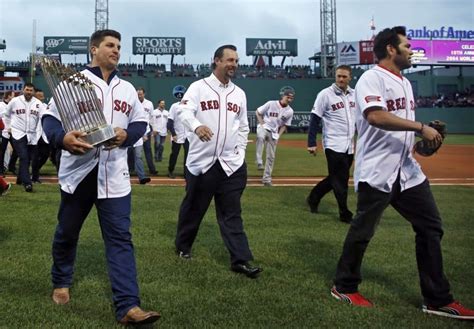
<box><xmin>43</xmin><ymin>37</ymin><xmax>89</xmax><ymax>54</ymax></box>
<box><xmin>411</xmin><ymin>39</ymin><xmax>474</xmax><ymax>65</ymax></box>
<box><xmin>132</xmin><ymin>37</ymin><xmax>185</xmax><ymax>55</ymax></box>
<box><xmin>246</xmin><ymin>38</ymin><xmax>297</xmax><ymax>56</ymax></box>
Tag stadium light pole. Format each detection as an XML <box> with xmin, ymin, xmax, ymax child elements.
<box><xmin>30</xmin><ymin>19</ymin><xmax>37</xmax><ymax>84</ymax></box>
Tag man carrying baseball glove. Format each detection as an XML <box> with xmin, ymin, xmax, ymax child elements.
<box><xmin>414</xmin><ymin>120</ymin><xmax>447</xmax><ymax>156</ymax></box>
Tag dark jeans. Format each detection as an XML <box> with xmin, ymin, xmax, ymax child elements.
<box><xmin>32</xmin><ymin>137</ymin><xmax>50</xmax><ymax>180</ymax></box>
<box><xmin>334</xmin><ymin>178</ymin><xmax>453</xmax><ymax>307</ymax></box>
<box><xmin>142</xmin><ymin>133</ymin><xmax>157</xmax><ymax>174</ymax></box>
<box><xmin>154</xmin><ymin>135</ymin><xmax>166</xmax><ymax>161</ymax></box>
<box><xmin>51</xmin><ymin>167</ymin><xmax>140</xmax><ymax>320</ymax></box>
<box><xmin>175</xmin><ymin>161</ymin><xmax>253</xmax><ymax>265</ymax></box>
<box><xmin>0</xmin><ymin>135</ymin><xmax>18</xmax><ymax>174</ymax></box>
<box><xmin>168</xmin><ymin>140</ymin><xmax>189</xmax><ymax>174</ymax></box>
<box><xmin>11</xmin><ymin>136</ymin><xmax>37</xmax><ymax>186</ymax></box>
<box><xmin>308</xmin><ymin>148</ymin><xmax>353</xmax><ymax>217</ymax></box>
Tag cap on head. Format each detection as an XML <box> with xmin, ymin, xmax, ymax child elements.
<box><xmin>173</xmin><ymin>85</ymin><xmax>186</xmax><ymax>100</ymax></box>
<box><xmin>279</xmin><ymin>86</ymin><xmax>295</xmax><ymax>97</ymax></box>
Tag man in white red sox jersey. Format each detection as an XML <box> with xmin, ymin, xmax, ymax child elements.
<box><xmin>255</xmin><ymin>86</ymin><xmax>294</xmax><ymax>186</ymax></box>
<box><xmin>4</xmin><ymin>83</ymin><xmax>43</xmax><ymax>192</ymax></box>
<box><xmin>42</xmin><ymin>29</ymin><xmax>160</xmax><ymax>325</ymax></box>
<box><xmin>307</xmin><ymin>65</ymin><xmax>356</xmax><ymax>223</ymax></box>
<box><xmin>331</xmin><ymin>26</ymin><xmax>474</xmax><ymax>320</ymax></box>
<box><xmin>175</xmin><ymin>45</ymin><xmax>262</xmax><ymax>278</ymax></box>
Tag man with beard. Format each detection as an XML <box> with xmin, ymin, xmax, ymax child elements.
<box><xmin>4</xmin><ymin>83</ymin><xmax>42</xmax><ymax>191</ymax></box>
<box><xmin>174</xmin><ymin>45</ymin><xmax>262</xmax><ymax>278</ymax></box>
<box><xmin>331</xmin><ymin>26</ymin><xmax>474</xmax><ymax>320</ymax></box>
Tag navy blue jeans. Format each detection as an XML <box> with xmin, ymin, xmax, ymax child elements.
<box><xmin>11</xmin><ymin>136</ymin><xmax>37</xmax><ymax>186</ymax></box>
<box><xmin>334</xmin><ymin>178</ymin><xmax>453</xmax><ymax>307</ymax></box>
<box><xmin>51</xmin><ymin>167</ymin><xmax>140</xmax><ymax>320</ymax></box>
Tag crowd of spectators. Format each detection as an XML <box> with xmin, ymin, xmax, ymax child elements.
<box><xmin>416</xmin><ymin>89</ymin><xmax>474</xmax><ymax>108</ymax></box>
<box><xmin>28</xmin><ymin>62</ymin><xmax>316</xmax><ymax>79</ymax></box>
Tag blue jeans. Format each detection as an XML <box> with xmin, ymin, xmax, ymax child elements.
<box><xmin>11</xmin><ymin>136</ymin><xmax>37</xmax><ymax>186</ymax></box>
<box><xmin>133</xmin><ymin>145</ymin><xmax>146</xmax><ymax>180</ymax></box>
<box><xmin>51</xmin><ymin>167</ymin><xmax>141</xmax><ymax>320</ymax></box>
<box><xmin>154</xmin><ymin>135</ymin><xmax>166</xmax><ymax>161</ymax></box>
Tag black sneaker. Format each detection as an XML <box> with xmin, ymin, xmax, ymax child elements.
<box><xmin>32</xmin><ymin>179</ymin><xmax>42</xmax><ymax>184</ymax></box>
<box><xmin>339</xmin><ymin>210</ymin><xmax>353</xmax><ymax>223</ymax></box>
<box><xmin>24</xmin><ymin>184</ymin><xmax>33</xmax><ymax>192</ymax></box>
<box><xmin>139</xmin><ymin>177</ymin><xmax>151</xmax><ymax>185</ymax></box>
<box><xmin>167</xmin><ymin>172</ymin><xmax>176</xmax><ymax>179</ymax></box>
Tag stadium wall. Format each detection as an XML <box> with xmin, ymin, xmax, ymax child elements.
<box><xmin>32</xmin><ymin>76</ymin><xmax>473</xmax><ymax>133</ymax></box>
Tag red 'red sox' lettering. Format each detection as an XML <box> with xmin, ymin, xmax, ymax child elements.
<box><xmin>386</xmin><ymin>97</ymin><xmax>407</xmax><ymax>111</ymax></box>
<box><xmin>227</xmin><ymin>102</ymin><xmax>241</xmax><ymax>114</ymax></box>
<box><xmin>331</xmin><ymin>102</ymin><xmax>345</xmax><ymax>111</ymax></box>
<box><xmin>200</xmin><ymin>100</ymin><xmax>219</xmax><ymax>111</ymax></box>
<box><xmin>113</xmin><ymin>99</ymin><xmax>132</xmax><ymax>116</ymax></box>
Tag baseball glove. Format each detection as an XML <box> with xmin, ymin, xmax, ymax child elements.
<box><xmin>414</xmin><ymin>120</ymin><xmax>447</xmax><ymax>156</ymax></box>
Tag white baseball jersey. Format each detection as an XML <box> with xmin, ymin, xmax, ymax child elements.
<box><xmin>311</xmin><ymin>83</ymin><xmax>356</xmax><ymax>154</ymax></box>
<box><xmin>45</xmin><ymin>68</ymin><xmax>148</xmax><ymax>198</ymax></box>
<box><xmin>4</xmin><ymin>95</ymin><xmax>43</xmax><ymax>144</ymax></box>
<box><xmin>354</xmin><ymin>65</ymin><xmax>424</xmax><ymax>193</ymax></box>
<box><xmin>0</xmin><ymin>100</ymin><xmax>10</xmax><ymax>139</ymax></box>
<box><xmin>141</xmin><ymin>98</ymin><xmax>154</xmax><ymax>124</ymax></box>
<box><xmin>36</xmin><ymin>101</ymin><xmax>49</xmax><ymax>144</ymax></box>
<box><xmin>178</xmin><ymin>73</ymin><xmax>249</xmax><ymax>176</ymax></box>
<box><xmin>133</xmin><ymin>98</ymin><xmax>153</xmax><ymax>148</ymax></box>
<box><xmin>151</xmin><ymin>108</ymin><xmax>169</xmax><ymax>136</ymax></box>
<box><xmin>168</xmin><ymin>102</ymin><xmax>187</xmax><ymax>144</ymax></box>
<box><xmin>256</xmin><ymin>100</ymin><xmax>294</xmax><ymax>139</ymax></box>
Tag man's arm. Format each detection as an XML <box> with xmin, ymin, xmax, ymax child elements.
<box><xmin>365</xmin><ymin>107</ymin><xmax>442</xmax><ymax>147</ymax></box>
<box><xmin>307</xmin><ymin>113</ymin><xmax>321</xmax><ymax>154</ymax></box>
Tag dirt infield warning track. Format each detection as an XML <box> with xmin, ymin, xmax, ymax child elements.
<box><xmin>4</xmin><ymin>145</ymin><xmax>472</xmax><ymax>187</ymax></box>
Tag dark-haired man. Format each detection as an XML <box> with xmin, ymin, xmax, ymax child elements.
<box><xmin>4</xmin><ymin>83</ymin><xmax>42</xmax><ymax>191</ymax></box>
<box><xmin>42</xmin><ymin>29</ymin><xmax>160</xmax><ymax>325</ymax></box>
<box><xmin>306</xmin><ymin>65</ymin><xmax>355</xmax><ymax>223</ymax></box>
<box><xmin>175</xmin><ymin>45</ymin><xmax>262</xmax><ymax>278</ymax></box>
<box><xmin>331</xmin><ymin>26</ymin><xmax>474</xmax><ymax>320</ymax></box>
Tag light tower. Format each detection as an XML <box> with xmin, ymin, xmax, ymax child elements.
<box><xmin>95</xmin><ymin>0</ymin><xmax>109</xmax><ymax>31</ymax></box>
<box><xmin>370</xmin><ymin>16</ymin><xmax>376</xmax><ymax>39</ymax></box>
<box><xmin>320</xmin><ymin>0</ymin><xmax>337</xmax><ymax>78</ymax></box>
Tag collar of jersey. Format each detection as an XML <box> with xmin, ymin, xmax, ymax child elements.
<box><xmin>376</xmin><ymin>64</ymin><xmax>403</xmax><ymax>80</ymax></box>
<box><xmin>86</xmin><ymin>66</ymin><xmax>118</xmax><ymax>85</ymax></box>
<box><xmin>209</xmin><ymin>73</ymin><xmax>232</xmax><ymax>89</ymax></box>
<box><xmin>332</xmin><ymin>83</ymin><xmax>353</xmax><ymax>96</ymax></box>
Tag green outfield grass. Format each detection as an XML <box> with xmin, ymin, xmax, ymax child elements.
<box><xmin>31</xmin><ymin>133</ymin><xmax>474</xmax><ymax>179</ymax></box>
<box><xmin>0</xmin><ymin>185</ymin><xmax>473</xmax><ymax>328</ymax></box>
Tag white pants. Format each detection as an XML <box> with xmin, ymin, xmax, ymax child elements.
<box><xmin>255</xmin><ymin>126</ymin><xmax>278</xmax><ymax>184</ymax></box>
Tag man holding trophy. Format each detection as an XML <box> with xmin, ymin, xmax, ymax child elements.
<box><xmin>42</xmin><ymin>29</ymin><xmax>160</xmax><ymax>325</ymax></box>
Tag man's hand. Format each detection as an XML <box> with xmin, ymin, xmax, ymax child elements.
<box><xmin>152</xmin><ymin>131</ymin><xmax>158</xmax><ymax>136</ymax></box>
<box><xmin>307</xmin><ymin>146</ymin><xmax>317</xmax><ymax>156</ymax></box>
<box><xmin>104</xmin><ymin>127</ymin><xmax>128</xmax><ymax>150</ymax></box>
<box><xmin>421</xmin><ymin>125</ymin><xmax>443</xmax><ymax>150</ymax></box>
<box><xmin>171</xmin><ymin>135</ymin><xmax>177</xmax><ymax>142</ymax></box>
<box><xmin>143</xmin><ymin>135</ymin><xmax>149</xmax><ymax>142</ymax></box>
<box><xmin>63</xmin><ymin>131</ymin><xmax>94</xmax><ymax>155</ymax></box>
<box><xmin>195</xmin><ymin>125</ymin><xmax>214</xmax><ymax>142</ymax></box>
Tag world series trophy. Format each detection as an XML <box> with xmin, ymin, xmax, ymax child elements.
<box><xmin>40</xmin><ymin>57</ymin><xmax>116</xmax><ymax>146</ymax></box>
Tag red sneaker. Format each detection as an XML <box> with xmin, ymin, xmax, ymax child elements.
<box><xmin>423</xmin><ymin>301</ymin><xmax>474</xmax><ymax>320</ymax></box>
<box><xmin>331</xmin><ymin>286</ymin><xmax>373</xmax><ymax>307</ymax></box>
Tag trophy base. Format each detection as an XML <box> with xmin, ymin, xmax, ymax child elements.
<box><xmin>84</xmin><ymin>125</ymin><xmax>116</xmax><ymax>146</ymax></box>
